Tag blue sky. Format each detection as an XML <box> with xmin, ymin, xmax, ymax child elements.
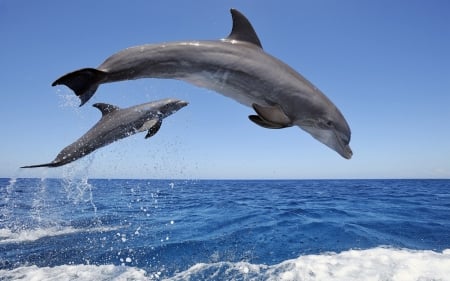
<box><xmin>1</xmin><ymin>0</ymin><xmax>449</xmax><ymax>179</ymax></box>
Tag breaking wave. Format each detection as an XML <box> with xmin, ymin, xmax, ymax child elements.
<box><xmin>1</xmin><ymin>247</ymin><xmax>449</xmax><ymax>281</ymax></box>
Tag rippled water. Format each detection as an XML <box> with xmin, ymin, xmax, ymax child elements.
<box><xmin>1</xmin><ymin>178</ymin><xmax>449</xmax><ymax>280</ymax></box>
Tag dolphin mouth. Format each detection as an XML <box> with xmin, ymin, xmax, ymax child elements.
<box><xmin>299</xmin><ymin>125</ymin><xmax>352</xmax><ymax>159</ymax></box>
<box><xmin>176</xmin><ymin>100</ymin><xmax>189</xmax><ymax>107</ymax></box>
<box><xmin>325</xmin><ymin>129</ymin><xmax>353</xmax><ymax>159</ymax></box>
<box><xmin>338</xmin><ymin>138</ymin><xmax>352</xmax><ymax>159</ymax></box>
<box><xmin>173</xmin><ymin>100</ymin><xmax>189</xmax><ymax>113</ymax></box>
<box><xmin>163</xmin><ymin>100</ymin><xmax>189</xmax><ymax>117</ymax></box>
<box><xmin>330</xmin><ymin>128</ymin><xmax>352</xmax><ymax>159</ymax></box>
<box><xmin>331</xmin><ymin>128</ymin><xmax>352</xmax><ymax>159</ymax></box>
<box><xmin>342</xmin><ymin>147</ymin><xmax>353</xmax><ymax>159</ymax></box>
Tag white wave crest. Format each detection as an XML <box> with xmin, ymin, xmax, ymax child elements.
<box><xmin>0</xmin><ymin>226</ymin><xmax>121</xmax><ymax>244</ymax></box>
<box><xmin>0</xmin><ymin>264</ymin><xmax>149</xmax><ymax>281</ymax></box>
<box><xmin>0</xmin><ymin>247</ymin><xmax>449</xmax><ymax>281</ymax></box>
<box><xmin>168</xmin><ymin>247</ymin><xmax>450</xmax><ymax>281</ymax></box>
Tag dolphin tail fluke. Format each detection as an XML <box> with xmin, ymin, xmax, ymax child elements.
<box><xmin>52</xmin><ymin>68</ymin><xmax>107</xmax><ymax>106</ymax></box>
<box><xmin>21</xmin><ymin>162</ymin><xmax>59</xmax><ymax>168</ymax></box>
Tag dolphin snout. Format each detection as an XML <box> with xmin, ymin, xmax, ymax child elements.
<box><xmin>176</xmin><ymin>100</ymin><xmax>189</xmax><ymax>107</ymax></box>
<box><xmin>172</xmin><ymin>100</ymin><xmax>189</xmax><ymax>112</ymax></box>
<box><xmin>160</xmin><ymin>99</ymin><xmax>189</xmax><ymax>117</ymax></box>
<box><xmin>341</xmin><ymin>144</ymin><xmax>353</xmax><ymax>159</ymax></box>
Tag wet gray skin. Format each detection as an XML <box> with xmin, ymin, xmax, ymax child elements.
<box><xmin>22</xmin><ymin>99</ymin><xmax>188</xmax><ymax>168</ymax></box>
<box><xmin>53</xmin><ymin>9</ymin><xmax>352</xmax><ymax>159</ymax></box>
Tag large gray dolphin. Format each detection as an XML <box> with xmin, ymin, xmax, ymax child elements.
<box><xmin>53</xmin><ymin>9</ymin><xmax>352</xmax><ymax>159</ymax></box>
<box><xmin>21</xmin><ymin>98</ymin><xmax>188</xmax><ymax>168</ymax></box>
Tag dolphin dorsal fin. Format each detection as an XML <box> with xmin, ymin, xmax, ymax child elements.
<box><xmin>226</xmin><ymin>9</ymin><xmax>263</xmax><ymax>48</ymax></box>
<box><xmin>93</xmin><ymin>103</ymin><xmax>120</xmax><ymax>116</ymax></box>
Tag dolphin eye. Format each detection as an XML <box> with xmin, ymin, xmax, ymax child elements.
<box><xmin>325</xmin><ymin>120</ymin><xmax>334</xmax><ymax>128</ymax></box>
<box><xmin>317</xmin><ymin>119</ymin><xmax>334</xmax><ymax>129</ymax></box>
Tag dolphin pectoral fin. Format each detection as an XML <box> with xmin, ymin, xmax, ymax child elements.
<box><xmin>138</xmin><ymin>118</ymin><xmax>162</xmax><ymax>139</ymax></box>
<box><xmin>226</xmin><ymin>9</ymin><xmax>263</xmax><ymax>48</ymax></box>
<box><xmin>137</xmin><ymin>119</ymin><xmax>157</xmax><ymax>133</ymax></box>
<box><xmin>250</xmin><ymin>103</ymin><xmax>292</xmax><ymax>129</ymax></box>
<box><xmin>52</xmin><ymin>68</ymin><xmax>107</xmax><ymax>106</ymax></box>
<box><xmin>93</xmin><ymin>103</ymin><xmax>120</xmax><ymax>116</ymax></box>
<box><xmin>145</xmin><ymin>119</ymin><xmax>162</xmax><ymax>139</ymax></box>
<box><xmin>249</xmin><ymin>115</ymin><xmax>286</xmax><ymax>129</ymax></box>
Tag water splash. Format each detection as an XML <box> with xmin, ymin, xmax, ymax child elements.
<box><xmin>0</xmin><ymin>178</ymin><xmax>17</xmax><ymax>228</ymax></box>
<box><xmin>61</xmin><ymin>155</ymin><xmax>98</xmax><ymax>214</ymax></box>
<box><xmin>5</xmin><ymin>178</ymin><xmax>17</xmax><ymax>194</ymax></box>
<box><xmin>57</xmin><ymin>88</ymin><xmax>80</xmax><ymax>108</ymax></box>
<box><xmin>0</xmin><ymin>225</ymin><xmax>122</xmax><ymax>244</ymax></box>
<box><xmin>30</xmin><ymin>177</ymin><xmax>48</xmax><ymax>225</ymax></box>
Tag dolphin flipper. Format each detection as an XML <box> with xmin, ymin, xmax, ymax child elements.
<box><xmin>145</xmin><ymin>119</ymin><xmax>162</xmax><ymax>139</ymax></box>
<box><xmin>52</xmin><ymin>68</ymin><xmax>107</xmax><ymax>106</ymax></box>
<box><xmin>139</xmin><ymin>118</ymin><xmax>163</xmax><ymax>139</ymax></box>
<box><xmin>249</xmin><ymin>115</ymin><xmax>286</xmax><ymax>129</ymax></box>
<box><xmin>249</xmin><ymin>103</ymin><xmax>292</xmax><ymax>129</ymax></box>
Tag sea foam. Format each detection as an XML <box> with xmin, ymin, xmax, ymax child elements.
<box><xmin>168</xmin><ymin>247</ymin><xmax>450</xmax><ymax>281</ymax></box>
<box><xmin>1</xmin><ymin>247</ymin><xmax>449</xmax><ymax>281</ymax></box>
<box><xmin>0</xmin><ymin>264</ymin><xmax>148</xmax><ymax>281</ymax></box>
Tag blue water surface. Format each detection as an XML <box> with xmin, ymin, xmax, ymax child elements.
<box><xmin>1</xmin><ymin>178</ymin><xmax>450</xmax><ymax>279</ymax></box>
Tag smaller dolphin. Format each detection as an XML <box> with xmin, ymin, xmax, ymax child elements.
<box><xmin>21</xmin><ymin>98</ymin><xmax>188</xmax><ymax>168</ymax></box>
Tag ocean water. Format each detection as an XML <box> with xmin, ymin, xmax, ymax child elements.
<box><xmin>0</xmin><ymin>178</ymin><xmax>449</xmax><ymax>281</ymax></box>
